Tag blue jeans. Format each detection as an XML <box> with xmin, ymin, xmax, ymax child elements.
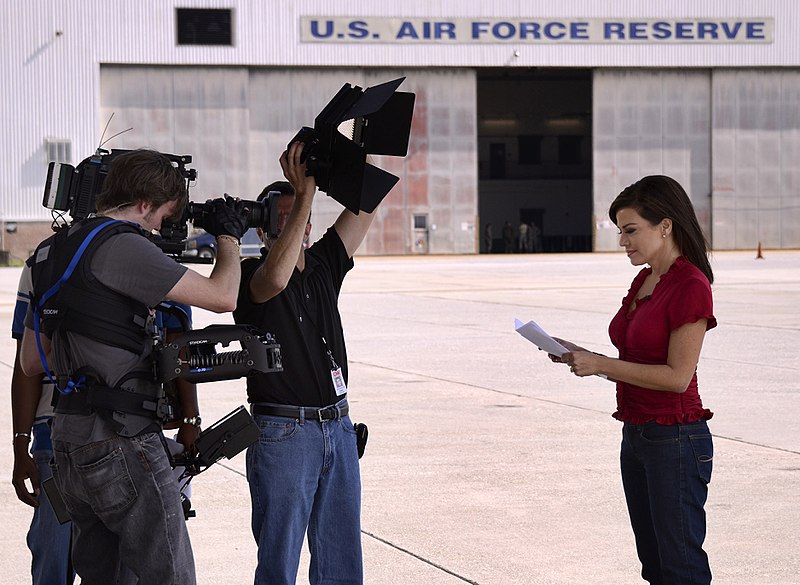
<box><xmin>247</xmin><ymin>403</ymin><xmax>362</xmax><ymax>585</ymax></box>
<box><xmin>30</xmin><ymin>423</ymin><xmax>75</xmax><ymax>585</ymax></box>
<box><xmin>52</xmin><ymin>432</ymin><xmax>195</xmax><ymax>585</ymax></box>
<box><xmin>620</xmin><ymin>420</ymin><xmax>713</xmax><ymax>585</ymax></box>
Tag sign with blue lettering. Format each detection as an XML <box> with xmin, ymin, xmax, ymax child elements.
<box><xmin>300</xmin><ymin>17</ymin><xmax>774</xmax><ymax>44</ymax></box>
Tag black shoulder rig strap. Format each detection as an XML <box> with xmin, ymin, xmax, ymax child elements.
<box><xmin>30</xmin><ymin>218</ymin><xmax>151</xmax><ymax>394</ymax></box>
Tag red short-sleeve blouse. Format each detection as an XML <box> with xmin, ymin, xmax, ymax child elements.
<box><xmin>608</xmin><ymin>256</ymin><xmax>716</xmax><ymax>425</ymax></box>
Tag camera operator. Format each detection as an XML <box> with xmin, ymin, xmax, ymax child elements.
<box><xmin>19</xmin><ymin>149</ymin><xmax>248</xmax><ymax>585</ymax></box>
<box><xmin>12</xmin><ymin>267</ymin><xmax>194</xmax><ymax>584</ymax></box>
<box><xmin>233</xmin><ymin>142</ymin><xmax>378</xmax><ymax>585</ymax></box>
<box><xmin>11</xmin><ymin>262</ymin><xmax>74</xmax><ymax>585</ymax></box>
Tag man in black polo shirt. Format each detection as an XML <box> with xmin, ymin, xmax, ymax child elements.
<box><xmin>233</xmin><ymin>142</ymin><xmax>376</xmax><ymax>585</ymax></box>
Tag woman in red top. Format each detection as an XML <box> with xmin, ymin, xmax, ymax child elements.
<box><xmin>556</xmin><ymin>175</ymin><xmax>716</xmax><ymax>585</ymax></box>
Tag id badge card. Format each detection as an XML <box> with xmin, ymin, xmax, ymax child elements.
<box><xmin>331</xmin><ymin>367</ymin><xmax>348</xmax><ymax>396</ymax></box>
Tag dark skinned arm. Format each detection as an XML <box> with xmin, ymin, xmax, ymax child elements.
<box><xmin>11</xmin><ymin>339</ymin><xmax>44</xmax><ymax>507</ymax></box>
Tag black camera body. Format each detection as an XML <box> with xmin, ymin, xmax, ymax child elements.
<box><xmin>156</xmin><ymin>195</ymin><xmax>279</xmax><ymax>260</ymax></box>
<box><xmin>42</xmin><ymin>148</ymin><xmax>278</xmax><ymax>261</ymax></box>
<box><xmin>188</xmin><ymin>196</ymin><xmax>278</xmax><ymax>238</ymax></box>
<box><xmin>44</xmin><ymin>148</ymin><xmax>196</xmax><ymax>222</ymax></box>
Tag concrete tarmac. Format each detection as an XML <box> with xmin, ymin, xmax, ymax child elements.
<box><xmin>0</xmin><ymin>250</ymin><xmax>798</xmax><ymax>584</ymax></box>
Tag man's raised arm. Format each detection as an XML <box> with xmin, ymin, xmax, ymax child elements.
<box><xmin>334</xmin><ymin>208</ymin><xmax>377</xmax><ymax>259</ymax></box>
<box><xmin>167</xmin><ymin>197</ymin><xmax>248</xmax><ymax>312</ymax></box>
<box><xmin>248</xmin><ymin>143</ymin><xmax>317</xmax><ymax>304</ymax></box>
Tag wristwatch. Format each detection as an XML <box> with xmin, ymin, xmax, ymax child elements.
<box><xmin>181</xmin><ymin>416</ymin><xmax>202</xmax><ymax>427</ymax></box>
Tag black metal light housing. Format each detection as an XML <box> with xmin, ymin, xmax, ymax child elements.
<box><xmin>288</xmin><ymin>77</ymin><xmax>416</xmax><ymax>214</ymax></box>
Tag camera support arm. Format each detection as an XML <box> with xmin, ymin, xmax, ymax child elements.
<box><xmin>156</xmin><ymin>324</ymin><xmax>282</xmax><ymax>384</ymax></box>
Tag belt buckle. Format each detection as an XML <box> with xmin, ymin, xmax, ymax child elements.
<box><xmin>318</xmin><ymin>406</ymin><xmax>338</xmax><ymax>422</ymax></box>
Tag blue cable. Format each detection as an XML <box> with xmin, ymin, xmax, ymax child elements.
<box><xmin>33</xmin><ymin>219</ymin><xmax>120</xmax><ymax>394</ymax></box>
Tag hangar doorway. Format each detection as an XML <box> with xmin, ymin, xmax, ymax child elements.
<box><xmin>477</xmin><ymin>68</ymin><xmax>593</xmax><ymax>253</ymax></box>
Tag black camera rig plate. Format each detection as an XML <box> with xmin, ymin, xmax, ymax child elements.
<box><xmin>157</xmin><ymin>324</ymin><xmax>282</xmax><ymax>384</ymax></box>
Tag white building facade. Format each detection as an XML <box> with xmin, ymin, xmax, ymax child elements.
<box><xmin>2</xmin><ymin>1</ymin><xmax>798</xmax><ymax>259</ymax></box>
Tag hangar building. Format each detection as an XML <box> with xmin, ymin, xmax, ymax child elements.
<box><xmin>2</xmin><ymin>1</ymin><xmax>798</xmax><ymax>260</ymax></box>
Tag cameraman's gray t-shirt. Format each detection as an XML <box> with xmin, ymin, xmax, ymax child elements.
<box><xmin>29</xmin><ymin>232</ymin><xmax>188</xmax><ymax>444</ymax></box>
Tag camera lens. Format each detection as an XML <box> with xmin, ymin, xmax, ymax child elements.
<box><xmin>188</xmin><ymin>199</ymin><xmax>272</xmax><ymax>231</ymax></box>
<box><xmin>245</xmin><ymin>201</ymin><xmax>267</xmax><ymax>228</ymax></box>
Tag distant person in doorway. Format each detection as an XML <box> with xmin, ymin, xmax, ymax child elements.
<box><xmin>502</xmin><ymin>221</ymin><xmax>514</xmax><ymax>253</ymax></box>
<box><xmin>484</xmin><ymin>223</ymin><xmax>493</xmax><ymax>253</ymax></box>
<box><xmin>548</xmin><ymin>175</ymin><xmax>716</xmax><ymax>585</ymax></box>
<box><xmin>529</xmin><ymin>222</ymin><xmax>542</xmax><ymax>253</ymax></box>
<box><xmin>518</xmin><ymin>222</ymin><xmax>531</xmax><ymax>253</ymax></box>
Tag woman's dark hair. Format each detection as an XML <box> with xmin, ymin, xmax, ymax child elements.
<box><xmin>609</xmin><ymin>175</ymin><xmax>713</xmax><ymax>284</ymax></box>
<box><xmin>96</xmin><ymin>149</ymin><xmax>187</xmax><ymax>218</ymax></box>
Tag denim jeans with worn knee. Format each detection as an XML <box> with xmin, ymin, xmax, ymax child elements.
<box><xmin>247</xmin><ymin>406</ymin><xmax>362</xmax><ymax>585</ymax></box>
<box><xmin>29</xmin><ymin>422</ymin><xmax>75</xmax><ymax>585</ymax></box>
<box><xmin>52</xmin><ymin>432</ymin><xmax>195</xmax><ymax>585</ymax></box>
<box><xmin>620</xmin><ymin>420</ymin><xmax>713</xmax><ymax>585</ymax></box>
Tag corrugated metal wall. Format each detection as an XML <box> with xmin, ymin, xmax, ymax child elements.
<box><xmin>100</xmin><ymin>67</ymin><xmax>252</xmax><ymax>199</ymax></box>
<box><xmin>593</xmin><ymin>70</ymin><xmax>712</xmax><ymax>252</ymax></box>
<box><xmin>594</xmin><ymin>67</ymin><xmax>800</xmax><ymax>251</ymax></box>
<box><xmin>246</xmin><ymin>67</ymin><xmax>478</xmax><ymax>255</ymax></box>
<box><xmin>56</xmin><ymin>1</ymin><xmax>797</xmax><ymax>70</ymax></box>
<box><xmin>2</xmin><ymin>2</ymin><xmax>104</xmax><ymax>221</ymax></box>
<box><xmin>98</xmin><ymin>66</ymin><xmax>477</xmax><ymax>255</ymax></box>
<box><xmin>3</xmin><ymin>0</ymin><xmax>800</xmax><ymax>253</ymax></box>
<box><xmin>711</xmin><ymin>70</ymin><xmax>800</xmax><ymax>249</ymax></box>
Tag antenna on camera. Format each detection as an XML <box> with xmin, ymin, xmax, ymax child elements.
<box><xmin>97</xmin><ymin>113</ymin><xmax>133</xmax><ymax>151</ymax></box>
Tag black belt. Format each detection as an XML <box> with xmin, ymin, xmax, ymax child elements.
<box><xmin>54</xmin><ymin>384</ymin><xmax>168</xmax><ymax>419</ymax></box>
<box><xmin>252</xmin><ymin>402</ymin><xmax>348</xmax><ymax>422</ymax></box>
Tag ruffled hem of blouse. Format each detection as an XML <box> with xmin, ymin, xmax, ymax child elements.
<box><xmin>686</xmin><ymin>311</ymin><xmax>718</xmax><ymax>331</ymax></box>
<box><xmin>612</xmin><ymin>408</ymin><xmax>714</xmax><ymax>425</ymax></box>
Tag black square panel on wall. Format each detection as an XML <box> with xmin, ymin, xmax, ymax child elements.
<box><xmin>518</xmin><ymin>135</ymin><xmax>543</xmax><ymax>165</ymax></box>
<box><xmin>176</xmin><ymin>8</ymin><xmax>233</xmax><ymax>46</ymax></box>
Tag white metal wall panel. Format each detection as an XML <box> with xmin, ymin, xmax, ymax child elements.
<box><xmin>2</xmin><ymin>2</ymin><xmax>105</xmax><ymax>220</ymax></box>
<box><xmin>245</xmin><ymin>68</ymin><xmax>477</xmax><ymax>255</ymax></box>
<box><xmin>593</xmin><ymin>70</ymin><xmax>712</xmax><ymax>252</ymax></box>
<box><xmin>2</xmin><ymin>0</ymin><xmax>799</xmax><ymax>232</ymax></box>
<box><xmin>96</xmin><ymin>66</ymin><xmax>476</xmax><ymax>255</ymax></box>
<box><xmin>82</xmin><ymin>1</ymin><xmax>799</xmax><ymax>69</ymax></box>
<box><xmin>712</xmin><ymin>70</ymin><xmax>800</xmax><ymax>250</ymax></box>
<box><xmin>99</xmin><ymin>67</ymin><xmax>251</xmax><ymax>202</ymax></box>
<box><xmin>246</xmin><ymin>67</ymin><xmax>368</xmax><ymax>239</ymax></box>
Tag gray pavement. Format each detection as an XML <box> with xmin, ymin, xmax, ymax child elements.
<box><xmin>0</xmin><ymin>250</ymin><xmax>798</xmax><ymax>584</ymax></box>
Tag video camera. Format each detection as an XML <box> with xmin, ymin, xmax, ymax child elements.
<box><xmin>159</xmin><ymin>190</ymin><xmax>280</xmax><ymax>260</ymax></box>
<box><xmin>44</xmin><ymin>147</ymin><xmax>194</xmax><ymax>222</ymax></box>
<box><xmin>41</xmin><ymin>149</ymin><xmax>285</xmax><ymax>513</ymax></box>
<box><xmin>43</xmin><ymin>148</ymin><xmax>279</xmax><ymax>261</ymax></box>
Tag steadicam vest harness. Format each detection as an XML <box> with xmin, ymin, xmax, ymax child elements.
<box><xmin>32</xmin><ymin>218</ymin><xmax>152</xmax><ymax>354</ymax></box>
<box><xmin>30</xmin><ymin>217</ymin><xmax>172</xmax><ymax>437</ymax></box>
